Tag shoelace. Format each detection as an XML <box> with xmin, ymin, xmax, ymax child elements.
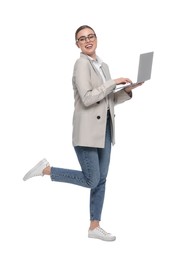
<box><xmin>96</xmin><ymin>227</ymin><xmax>110</xmax><ymax>236</ymax></box>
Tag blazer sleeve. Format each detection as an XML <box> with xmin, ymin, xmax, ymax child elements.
<box><xmin>73</xmin><ymin>59</ymin><xmax>116</xmax><ymax>107</ymax></box>
<box><xmin>113</xmin><ymin>89</ymin><xmax>132</xmax><ymax>105</ymax></box>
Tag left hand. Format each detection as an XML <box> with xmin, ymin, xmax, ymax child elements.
<box><xmin>124</xmin><ymin>82</ymin><xmax>144</xmax><ymax>93</ymax></box>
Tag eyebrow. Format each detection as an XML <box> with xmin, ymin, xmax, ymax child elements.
<box><xmin>78</xmin><ymin>33</ymin><xmax>95</xmax><ymax>37</ymax></box>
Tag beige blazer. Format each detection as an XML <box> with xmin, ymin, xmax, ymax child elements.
<box><xmin>72</xmin><ymin>53</ymin><xmax>132</xmax><ymax>148</ymax></box>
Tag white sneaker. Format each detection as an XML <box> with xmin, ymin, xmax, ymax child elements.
<box><xmin>23</xmin><ymin>158</ymin><xmax>49</xmax><ymax>181</ymax></box>
<box><xmin>88</xmin><ymin>227</ymin><xmax>116</xmax><ymax>241</ymax></box>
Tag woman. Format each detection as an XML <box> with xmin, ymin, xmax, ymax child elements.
<box><xmin>23</xmin><ymin>25</ymin><xmax>143</xmax><ymax>241</ymax></box>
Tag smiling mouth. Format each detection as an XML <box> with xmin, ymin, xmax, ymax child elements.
<box><xmin>85</xmin><ymin>44</ymin><xmax>93</xmax><ymax>49</ymax></box>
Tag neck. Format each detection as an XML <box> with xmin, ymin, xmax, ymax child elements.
<box><xmin>88</xmin><ymin>53</ymin><xmax>96</xmax><ymax>60</ymax></box>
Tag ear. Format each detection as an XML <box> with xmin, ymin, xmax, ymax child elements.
<box><xmin>76</xmin><ymin>41</ymin><xmax>80</xmax><ymax>48</ymax></box>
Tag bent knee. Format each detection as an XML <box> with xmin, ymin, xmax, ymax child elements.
<box><xmin>90</xmin><ymin>177</ymin><xmax>107</xmax><ymax>189</ymax></box>
<box><xmin>87</xmin><ymin>177</ymin><xmax>100</xmax><ymax>189</ymax></box>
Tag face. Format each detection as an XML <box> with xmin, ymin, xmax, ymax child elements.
<box><xmin>76</xmin><ymin>28</ymin><xmax>97</xmax><ymax>59</ymax></box>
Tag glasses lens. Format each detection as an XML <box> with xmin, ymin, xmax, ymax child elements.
<box><xmin>78</xmin><ymin>37</ymin><xmax>86</xmax><ymax>42</ymax></box>
<box><xmin>88</xmin><ymin>34</ymin><xmax>95</xmax><ymax>41</ymax></box>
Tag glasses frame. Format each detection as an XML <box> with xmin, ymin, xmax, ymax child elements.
<box><xmin>77</xmin><ymin>33</ymin><xmax>97</xmax><ymax>43</ymax></box>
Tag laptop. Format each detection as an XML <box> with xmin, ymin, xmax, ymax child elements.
<box><xmin>115</xmin><ymin>51</ymin><xmax>154</xmax><ymax>90</ymax></box>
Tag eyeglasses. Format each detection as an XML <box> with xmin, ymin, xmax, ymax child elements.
<box><xmin>77</xmin><ymin>34</ymin><xmax>97</xmax><ymax>43</ymax></box>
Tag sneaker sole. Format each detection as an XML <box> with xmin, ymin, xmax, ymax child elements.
<box><xmin>88</xmin><ymin>234</ymin><xmax>116</xmax><ymax>241</ymax></box>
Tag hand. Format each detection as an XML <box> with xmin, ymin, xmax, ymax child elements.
<box><xmin>114</xmin><ymin>77</ymin><xmax>132</xmax><ymax>85</ymax></box>
<box><xmin>124</xmin><ymin>82</ymin><xmax>144</xmax><ymax>93</ymax></box>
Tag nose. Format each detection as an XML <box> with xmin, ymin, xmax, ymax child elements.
<box><xmin>85</xmin><ymin>36</ymin><xmax>90</xmax><ymax>42</ymax></box>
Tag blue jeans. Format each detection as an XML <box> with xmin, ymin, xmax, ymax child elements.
<box><xmin>51</xmin><ymin>111</ymin><xmax>112</xmax><ymax>221</ymax></box>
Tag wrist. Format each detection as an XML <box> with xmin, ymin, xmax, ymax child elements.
<box><xmin>124</xmin><ymin>88</ymin><xmax>132</xmax><ymax>97</ymax></box>
<box><xmin>124</xmin><ymin>87</ymin><xmax>131</xmax><ymax>93</ymax></box>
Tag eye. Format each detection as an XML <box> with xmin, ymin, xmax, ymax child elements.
<box><xmin>79</xmin><ymin>37</ymin><xmax>85</xmax><ymax>42</ymax></box>
<box><xmin>89</xmin><ymin>35</ymin><xmax>94</xmax><ymax>39</ymax></box>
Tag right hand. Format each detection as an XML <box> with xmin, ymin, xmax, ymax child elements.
<box><xmin>114</xmin><ymin>77</ymin><xmax>132</xmax><ymax>85</ymax></box>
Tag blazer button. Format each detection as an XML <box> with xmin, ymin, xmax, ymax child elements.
<box><xmin>97</xmin><ymin>116</ymin><xmax>101</xmax><ymax>119</ymax></box>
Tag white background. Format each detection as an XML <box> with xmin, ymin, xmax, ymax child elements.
<box><xmin>0</xmin><ymin>0</ymin><xmax>177</xmax><ymax>259</ymax></box>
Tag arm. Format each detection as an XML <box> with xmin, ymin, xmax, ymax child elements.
<box><xmin>113</xmin><ymin>82</ymin><xmax>144</xmax><ymax>105</ymax></box>
<box><xmin>113</xmin><ymin>88</ymin><xmax>132</xmax><ymax>105</ymax></box>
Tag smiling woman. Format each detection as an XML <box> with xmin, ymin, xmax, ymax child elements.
<box><xmin>23</xmin><ymin>24</ymin><xmax>144</xmax><ymax>242</ymax></box>
<box><xmin>75</xmin><ymin>25</ymin><xmax>98</xmax><ymax>59</ymax></box>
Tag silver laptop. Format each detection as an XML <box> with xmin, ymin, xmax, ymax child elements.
<box><xmin>115</xmin><ymin>51</ymin><xmax>154</xmax><ymax>90</ymax></box>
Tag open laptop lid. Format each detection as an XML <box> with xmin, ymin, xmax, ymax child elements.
<box><xmin>137</xmin><ymin>51</ymin><xmax>154</xmax><ymax>84</ymax></box>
